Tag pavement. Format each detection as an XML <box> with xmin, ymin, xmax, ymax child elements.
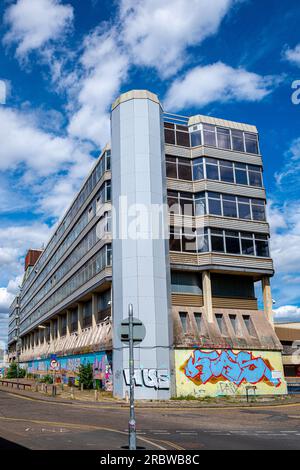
<box><xmin>0</xmin><ymin>387</ymin><xmax>299</xmax><ymax>450</ymax></box>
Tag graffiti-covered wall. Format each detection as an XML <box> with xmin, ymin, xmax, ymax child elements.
<box><xmin>175</xmin><ymin>349</ymin><xmax>287</xmax><ymax>397</ymax></box>
<box><xmin>24</xmin><ymin>351</ymin><xmax>112</xmax><ymax>390</ymax></box>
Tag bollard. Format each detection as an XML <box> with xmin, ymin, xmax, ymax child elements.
<box><xmin>80</xmin><ymin>383</ymin><xmax>84</xmax><ymax>392</ymax></box>
<box><xmin>94</xmin><ymin>389</ymin><xmax>99</xmax><ymax>402</ymax></box>
<box><xmin>70</xmin><ymin>387</ymin><xmax>75</xmax><ymax>400</ymax></box>
<box><xmin>52</xmin><ymin>385</ymin><xmax>57</xmax><ymax>398</ymax></box>
<box><xmin>125</xmin><ymin>391</ymin><xmax>129</xmax><ymax>404</ymax></box>
<box><xmin>35</xmin><ymin>382</ymin><xmax>39</xmax><ymax>393</ymax></box>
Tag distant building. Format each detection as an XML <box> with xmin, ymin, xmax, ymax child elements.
<box><xmin>275</xmin><ymin>322</ymin><xmax>300</xmax><ymax>379</ymax></box>
<box><xmin>8</xmin><ymin>90</ymin><xmax>287</xmax><ymax>399</ymax></box>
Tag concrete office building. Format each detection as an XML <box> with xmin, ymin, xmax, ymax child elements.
<box><xmin>8</xmin><ymin>90</ymin><xmax>287</xmax><ymax>399</ymax></box>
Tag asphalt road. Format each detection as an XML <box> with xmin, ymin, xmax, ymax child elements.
<box><xmin>0</xmin><ymin>391</ymin><xmax>299</xmax><ymax>450</ymax></box>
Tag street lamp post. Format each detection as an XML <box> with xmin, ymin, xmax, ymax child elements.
<box><xmin>128</xmin><ymin>303</ymin><xmax>136</xmax><ymax>451</ymax></box>
<box><xmin>15</xmin><ymin>297</ymin><xmax>20</xmax><ymax>390</ymax></box>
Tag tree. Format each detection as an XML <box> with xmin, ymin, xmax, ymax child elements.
<box><xmin>6</xmin><ymin>361</ymin><xmax>26</xmax><ymax>379</ymax></box>
<box><xmin>78</xmin><ymin>363</ymin><xmax>94</xmax><ymax>390</ymax></box>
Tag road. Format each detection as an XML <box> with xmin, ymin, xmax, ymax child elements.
<box><xmin>0</xmin><ymin>391</ymin><xmax>299</xmax><ymax>450</ymax></box>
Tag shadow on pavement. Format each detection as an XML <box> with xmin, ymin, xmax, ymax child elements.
<box><xmin>0</xmin><ymin>437</ymin><xmax>27</xmax><ymax>450</ymax></box>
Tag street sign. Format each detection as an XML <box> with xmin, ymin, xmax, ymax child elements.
<box><xmin>50</xmin><ymin>359</ymin><xmax>59</xmax><ymax>371</ymax></box>
<box><xmin>118</xmin><ymin>317</ymin><xmax>146</xmax><ymax>344</ymax></box>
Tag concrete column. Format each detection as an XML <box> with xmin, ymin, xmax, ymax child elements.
<box><xmin>111</xmin><ymin>90</ymin><xmax>173</xmax><ymax>400</ymax></box>
<box><xmin>50</xmin><ymin>320</ymin><xmax>55</xmax><ymax>343</ymax></box>
<box><xmin>202</xmin><ymin>271</ymin><xmax>214</xmax><ymax>323</ymax></box>
<box><xmin>38</xmin><ymin>329</ymin><xmax>41</xmax><ymax>347</ymax></box>
<box><xmin>92</xmin><ymin>294</ymin><xmax>98</xmax><ymax>328</ymax></box>
<box><xmin>57</xmin><ymin>316</ymin><xmax>61</xmax><ymax>340</ymax></box>
<box><xmin>30</xmin><ymin>332</ymin><xmax>34</xmax><ymax>349</ymax></box>
<box><xmin>262</xmin><ymin>276</ymin><xmax>273</xmax><ymax>324</ymax></box>
<box><xmin>66</xmin><ymin>310</ymin><xmax>71</xmax><ymax>336</ymax></box>
<box><xmin>78</xmin><ymin>304</ymin><xmax>83</xmax><ymax>334</ymax></box>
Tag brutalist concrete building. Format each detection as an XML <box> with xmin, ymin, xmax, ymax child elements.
<box><xmin>8</xmin><ymin>90</ymin><xmax>287</xmax><ymax>399</ymax></box>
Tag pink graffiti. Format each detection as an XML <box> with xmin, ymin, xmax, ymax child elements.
<box><xmin>183</xmin><ymin>350</ymin><xmax>281</xmax><ymax>387</ymax></box>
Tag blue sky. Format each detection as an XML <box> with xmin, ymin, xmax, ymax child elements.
<box><xmin>0</xmin><ymin>0</ymin><xmax>300</xmax><ymax>345</ymax></box>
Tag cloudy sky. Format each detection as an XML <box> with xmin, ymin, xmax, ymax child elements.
<box><xmin>0</xmin><ymin>0</ymin><xmax>300</xmax><ymax>345</ymax></box>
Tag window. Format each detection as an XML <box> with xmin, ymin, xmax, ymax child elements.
<box><xmin>182</xmin><ymin>229</ymin><xmax>197</xmax><ymax>253</ymax></box>
<box><xmin>208</xmin><ymin>192</ymin><xmax>222</xmax><ymax>216</ymax></box>
<box><xmin>70</xmin><ymin>309</ymin><xmax>78</xmax><ymax>333</ymax></box>
<box><xmin>225</xmin><ymin>231</ymin><xmax>240</xmax><ymax>254</ymax></box>
<box><xmin>206</xmin><ymin>158</ymin><xmax>219</xmax><ymax>180</ymax></box>
<box><xmin>194</xmin><ymin>313</ymin><xmax>202</xmax><ymax>332</ymax></box>
<box><xmin>195</xmin><ymin>193</ymin><xmax>206</xmax><ymax>216</ymax></box>
<box><xmin>179</xmin><ymin>192</ymin><xmax>194</xmax><ymax>217</ymax></box>
<box><xmin>192</xmin><ymin>158</ymin><xmax>204</xmax><ymax>180</ymax></box>
<box><xmin>83</xmin><ymin>300</ymin><xmax>93</xmax><ymax>328</ymax></box>
<box><xmin>241</xmin><ymin>232</ymin><xmax>255</xmax><ymax>256</ymax></box>
<box><xmin>238</xmin><ymin>197</ymin><xmax>251</xmax><ymax>220</ymax></box>
<box><xmin>177</xmin><ymin>158</ymin><xmax>192</xmax><ymax>180</ymax></box>
<box><xmin>248</xmin><ymin>165</ymin><xmax>262</xmax><ymax>187</ymax></box>
<box><xmin>203</xmin><ymin>124</ymin><xmax>217</xmax><ymax>147</ymax></box>
<box><xmin>191</xmin><ymin>131</ymin><xmax>202</xmax><ymax>147</ymax></box>
<box><xmin>197</xmin><ymin>228</ymin><xmax>209</xmax><ymax>253</ymax></box>
<box><xmin>220</xmin><ymin>161</ymin><xmax>234</xmax><ymax>183</ymax></box>
<box><xmin>245</xmin><ymin>133</ymin><xmax>259</xmax><ymax>154</ymax></box>
<box><xmin>211</xmin><ymin>229</ymin><xmax>225</xmax><ymax>252</ymax></box>
<box><xmin>170</xmin><ymin>227</ymin><xmax>181</xmax><ymax>251</ymax></box>
<box><xmin>255</xmin><ymin>234</ymin><xmax>269</xmax><ymax>257</ymax></box>
<box><xmin>167</xmin><ymin>191</ymin><xmax>180</xmax><ymax>215</ymax></box>
<box><xmin>222</xmin><ymin>195</ymin><xmax>237</xmax><ymax>218</ymax></box>
<box><xmin>166</xmin><ymin>156</ymin><xmax>177</xmax><ymax>178</ymax></box>
<box><xmin>171</xmin><ymin>272</ymin><xmax>202</xmax><ymax>295</ymax></box>
<box><xmin>231</xmin><ymin>130</ymin><xmax>244</xmax><ymax>152</ymax></box>
<box><xmin>251</xmin><ymin>199</ymin><xmax>266</xmax><ymax>221</ymax></box>
<box><xmin>164</xmin><ymin>127</ymin><xmax>175</xmax><ymax>145</ymax></box>
<box><xmin>217</xmin><ymin>127</ymin><xmax>231</xmax><ymax>150</ymax></box>
<box><xmin>176</xmin><ymin>131</ymin><xmax>190</xmax><ymax>147</ymax></box>
<box><xmin>179</xmin><ymin>312</ymin><xmax>189</xmax><ymax>334</ymax></box>
<box><xmin>235</xmin><ymin>163</ymin><xmax>248</xmax><ymax>185</ymax></box>
<box><xmin>61</xmin><ymin>314</ymin><xmax>67</xmax><ymax>336</ymax></box>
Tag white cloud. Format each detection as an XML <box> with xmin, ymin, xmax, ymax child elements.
<box><xmin>268</xmin><ymin>201</ymin><xmax>300</xmax><ymax>275</ymax></box>
<box><xmin>0</xmin><ymin>80</ymin><xmax>7</xmax><ymax>104</ymax></box>
<box><xmin>3</xmin><ymin>0</ymin><xmax>74</xmax><ymax>58</ymax></box>
<box><xmin>273</xmin><ymin>305</ymin><xmax>300</xmax><ymax>323</ymax></box>
<box><xmin>164</xmin><ymin>62</ymin><xmax>280</xmax><ymax>111</ymax></box>
<box><xmin>120</xmin><ymin>0</ymin><xmax>241</xmax><ymax>77</ymax></box>
<box><xmin>0</xmin><ymin>288</ymin><xmax>14</xmax><ymax>313</ymax></box>
<box><xmin>284</xmin><ymin>44</ymin><xmax>300</xmax><ymax>67</ymax></box>
<box><xmin>0</xmin><ymin>106</ymin><xmax>95</xmax><ymax>177</ymax></box>
<box><xmin>67</xmin><ymin>29</ymin><xmax>129</xmax><ymax>147</ymax></box>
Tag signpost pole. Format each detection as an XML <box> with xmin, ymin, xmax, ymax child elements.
<box><xmin>128</xmin><ymin>303</ymin><xmax>136</xmax><ymax>451</ymax></box>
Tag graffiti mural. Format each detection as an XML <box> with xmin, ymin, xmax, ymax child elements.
<box><xmin>26</xmin><ymin>351</ymin><xmax>113</xmax><ymax>390</ymax></box>
<box><xmin>123</xmin><ymin>369</ymin><xmax>170</xmax><ymax>390</ymax></box>
<box><xmin>182</xmin><ymin>350</ymin><xmax>281</xmax><ymax>388</ymax></box>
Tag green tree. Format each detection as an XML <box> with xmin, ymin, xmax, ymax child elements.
<box><xmin>78</xmin><ymin>363</ymin><xmax>94</xmax><ymax>390</ymax></box>
<box><xmin>6</xmin><ymin>362</ymin><xmax>26</xmax><ymax>379</ymax></box>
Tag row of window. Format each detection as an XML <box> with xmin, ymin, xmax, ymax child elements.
<box><xmin>21</xmin><ymin>222</ymin><xmax>109</xmax><ymax>319</ymax></box>
<box><xmin>170</xmin><ymin>227</ymin><xmax>270</xmax><ymax>257</ymax></box>
<box><xmin>179</xmin><ymin>311</ymin><xmax>256</xmax><ymax>337</ymax></box>
<box><xmin>167</xmin><ymin>191</ymin><xmax>266</xmax><ymax>221</ymax></box>
<box><xmin>21</xmin><ymin>181</ymin><xmax>111</xmax><ymax>306</ymax></box>
<box><xmin>166</xmin><ymin>155</ymin><xmax>263</xmax><ymax>187</ymax></box>
<box><xmin>22</xmin><ymin>150</ymin><xmax>111</xmax><ymax>292</ymax></box>
<box><xmin>23</xmin><ymin>289</ymin><xmax>111</xmax><ymax>342</ymax></box>
<box><xmin>20</xmin><ymin>244</ymin><xmax>112</xmax><ymax>334</ymax></box>
<box><xmin>164</xmin><ymin>122</ymin><xmax>260</xmax><ymax>154</ymax></box>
